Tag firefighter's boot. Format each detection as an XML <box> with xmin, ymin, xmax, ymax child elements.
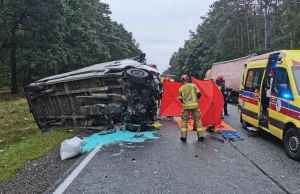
<box><xmin>197</xmin><ymin>131</ymin><xmax>205</xmax><ymax>141</ymax></box>
<box><xmin>180</xmin><ymin>131</ymin><xmax>187</xmax><ymax>142</ymax></box>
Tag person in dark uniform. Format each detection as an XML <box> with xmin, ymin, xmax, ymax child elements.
<box><xmin>216</xmin><ymin>76</ymin><xmax>229</xmax><ymax>119</ymax></box>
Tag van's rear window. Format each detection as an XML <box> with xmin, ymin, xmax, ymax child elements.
<box><xmin>292</xmin><ymin>67</ymin><xmax>300</xmax><ymax>95</ymax></box>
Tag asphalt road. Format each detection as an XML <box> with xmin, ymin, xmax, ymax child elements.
<box><xmin>51</xmin><ymin>105</ymin><xmax>300</xmax><ymax>194</ymax></box>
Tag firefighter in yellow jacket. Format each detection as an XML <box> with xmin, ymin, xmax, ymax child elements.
<box><xmin>178</xmin><ymin>75</ymin><xmax>204</xmax><ymax>142</ymax></box>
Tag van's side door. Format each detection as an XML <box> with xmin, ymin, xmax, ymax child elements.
<box><xmin>241</xmin><ymin>68</ymin><xmax>264</xmax><ymax>127</ymax></box>
<box><xmin>268</xmin><ymin>67</ymin><xmax>292</xmax><ymax>139</ymax></box>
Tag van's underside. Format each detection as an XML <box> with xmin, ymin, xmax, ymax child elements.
<box><xmin>25</xmin><ymin>67</ymin><xmax>162</xmax><ymax>131</ymax></box>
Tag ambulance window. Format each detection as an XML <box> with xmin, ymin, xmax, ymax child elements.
<box><xmin>272</xmin><ymin>68</ymin><xmax>291</xmax><ymax>95</ymax></box>
<box><xmin>245</xmin><ymin>71</ymin><xmax>254</xmax><ymax>88</ymax></box>
<box><xmin>292</xmin><ymin>67</ymin><xmax>300</xmax><ymax>94</ymax></box>
<box><xmin>244</xmin><ymin>68</ymin><xmax>264</xmax><ymax>92</ymax></box>
<box><xmin>241</xmin><ymin>70</ymin><xmax>246</xmax><ymax>86</ymax></box>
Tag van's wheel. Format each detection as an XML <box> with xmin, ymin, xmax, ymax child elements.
<box><xmin>284</xmin><ymin>128</ymin><xmax>300</xmax><ymax>161</ymax></box>
<box><xmin>241</xmin><ymin>115</ymin><xmax>249</xmax><ymax>129</ymax></box>
<box><xmin>126</xmin><ymin>68</ymin><xmax>148</xmax><ymax>84</ymax></box>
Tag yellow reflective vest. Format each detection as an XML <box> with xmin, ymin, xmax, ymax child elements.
<box><xmin>178</xmin><ymin>83</ymin><xmax>200</xmax><ymax>110</ymax></box>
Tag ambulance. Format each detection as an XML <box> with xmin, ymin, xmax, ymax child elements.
<box><xmin>239</xmin><ymin>50</ymin><xmax>300</xmax><ymax>161</ymax></box>
<box><xmin>204</xmin><ymin>70</ymin><xmax>211</xmax><ymax>80</ymax></box>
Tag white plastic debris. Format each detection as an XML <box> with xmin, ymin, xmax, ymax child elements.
<box><xmin>60</xmin><ymin>137</ymin><xmax>87</xmax><ymax>160</ymax></box>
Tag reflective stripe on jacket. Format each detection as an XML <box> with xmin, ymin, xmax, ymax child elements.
<box><xmin>178</xmin><ymin>83</ymin><xmax>200</xmax><ymax>109</ymax></box>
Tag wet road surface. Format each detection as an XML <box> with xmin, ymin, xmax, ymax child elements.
<box><xmin>52</xmin><ymin>105</ymin><xmax>300</xmax><ymax>194</ymax></box>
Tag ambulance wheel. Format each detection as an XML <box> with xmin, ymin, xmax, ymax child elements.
<box><xmin>284</xmin><ymin>128</ymin><xmax>300</xmax><ymax>161</ymax></box>
<box><xmin>241</xmin><ymin>115</ymin><xmax>249</xmax><ymax>129</ymax></box>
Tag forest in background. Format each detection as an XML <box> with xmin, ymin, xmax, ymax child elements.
<box><xmin>0</xmin><ymin>0</ymin><xmax>141</xmax><ymax>93</ymax></box>
<box><xmin>165</xmin><ymin>0</ymin><xmax>300</xmax><ymax>80</ymax></box>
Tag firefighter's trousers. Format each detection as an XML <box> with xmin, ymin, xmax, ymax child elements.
<box><xmin>181</xmin><ymin>108</ymin><xmax>203</xmax><ymax>138</ymax></box>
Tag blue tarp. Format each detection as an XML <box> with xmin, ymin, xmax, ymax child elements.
<box><xmin>81</xmin><ymin>130</ymin><xmax>159</xmax><ymax>153</ymax></box>
<box><xmin>219</xmin><ymin>130</ymin><xmax>244</xmax><ymax>141</ymax></box>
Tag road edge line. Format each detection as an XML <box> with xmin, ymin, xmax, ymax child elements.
<box><xmin>53</xmin><ymin>143</ymin><xmax>103</xmax><ymax>194</ymax></box>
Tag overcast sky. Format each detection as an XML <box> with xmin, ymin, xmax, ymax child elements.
<box><xmin>102</xmin><ymin>0</ymin><xmax>215</xmax><ymax>73</ymax></box>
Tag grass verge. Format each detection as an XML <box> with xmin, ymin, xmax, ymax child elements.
<box><xmin>0</xmin><ymin>97</ymin><xmax>39</xmax><ymax>148</ymax></box>
<box><xmin>0</xmin><ymin>128</ymin><xmax>75</xmax><ymax>183</ymax></box>
<box><xmin>0</xmin><ymin>87</ymin><xmax>77</xmax><ymax>183</ymax></box>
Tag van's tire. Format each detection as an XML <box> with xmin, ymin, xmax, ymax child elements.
<box><xmin>283</xmin><ymin>128</ymin><xmax>300</xmax><ymax>161</ymax></box>
<box><xmin>25</xmin><ymin>83</ymin><xmax>46</xmax><ymax>93</ymax></box>
<box><xmin>126</xmin><ymin>68</ymin><xmax>148</xmax><ymax>84</ymax></box>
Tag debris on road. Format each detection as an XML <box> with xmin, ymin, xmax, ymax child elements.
<box><xmin>152</xmin><ymin>122</ymin><xmax>163</xmax><ymax>129</ymax></box>
<box><xmin>60</xmin><ymin>137</ymin><xmax>87</xmax><ymax>160</ymax></box>
<box><xmin>208</xmin><ymin>135</ymin><xmax>225</xmax><ymax>143</ymax></box>
<box><xmin>98</xmin><ymin>128</ymin><xmax>116</xmax><ymax>135</ymax></box>
<box><xmin>81</xmin><ymin>130</ymin><xmax>159</xmax><ymax>153</ymax></box>
<box><xmin>111</xmin><ymin>149</ymin><xmax>124</xmax><ymax>156</ymax></box>
<box><xmin>219</xmin><ymin>130</ymin><xmax>244</xmax><ymax>141</ymax></box>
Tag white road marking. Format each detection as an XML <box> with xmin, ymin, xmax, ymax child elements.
<box><xmin>53</xmin><ymin>143</ymin><xmax>103</xmax><ymax>194</ymax></box>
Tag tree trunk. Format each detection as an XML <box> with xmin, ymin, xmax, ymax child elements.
<box><xmin>290</xmin><ymin>31</ymin><xmax>296</xmax><ymax>49</ymax></box>
<box><xmin>236</xmin><ymin>23</ymin><xmax>240</xmax><ymax>56</ymax></box>
<box><xmin>55</xmin><ymin>63</ymin><xmax>58</xmax><ymax>75</ymax></box>
<box><xmin>253</xmin><ymin>17</ymin><xmax>256</xmax><ymax>49</ymax></box>
<box><xmin>264</xmin><ymin>4</ymin><xmax>268</xmax><ymax>50</ymax></box>
<box><xmin>253</xmin><ymin>4</ymin><xmax>257</xmax><ymax>50</ymax></box>
<box><xmin>26</xmin><ymin>67</ymin><xmax>32</xmax><ymax>86</ymax></box>
<box><xmin>10</xmin><ymin>49</ymin><xmax>18</xmax><ymax>94</ymax></box>
<box><xmin>293</xmin><ymin>31</ymin><xmax>296</xmax><ymax>49</ymax></box>
<box><xmin>241</xmin><ymin>23</ymin><xmax>244</xmax><ymax>55</ymax></box>
<box><xmin>245</xmin><ymin>0</ymin><xmax>250</xmax><ymax>52</ymax></box>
